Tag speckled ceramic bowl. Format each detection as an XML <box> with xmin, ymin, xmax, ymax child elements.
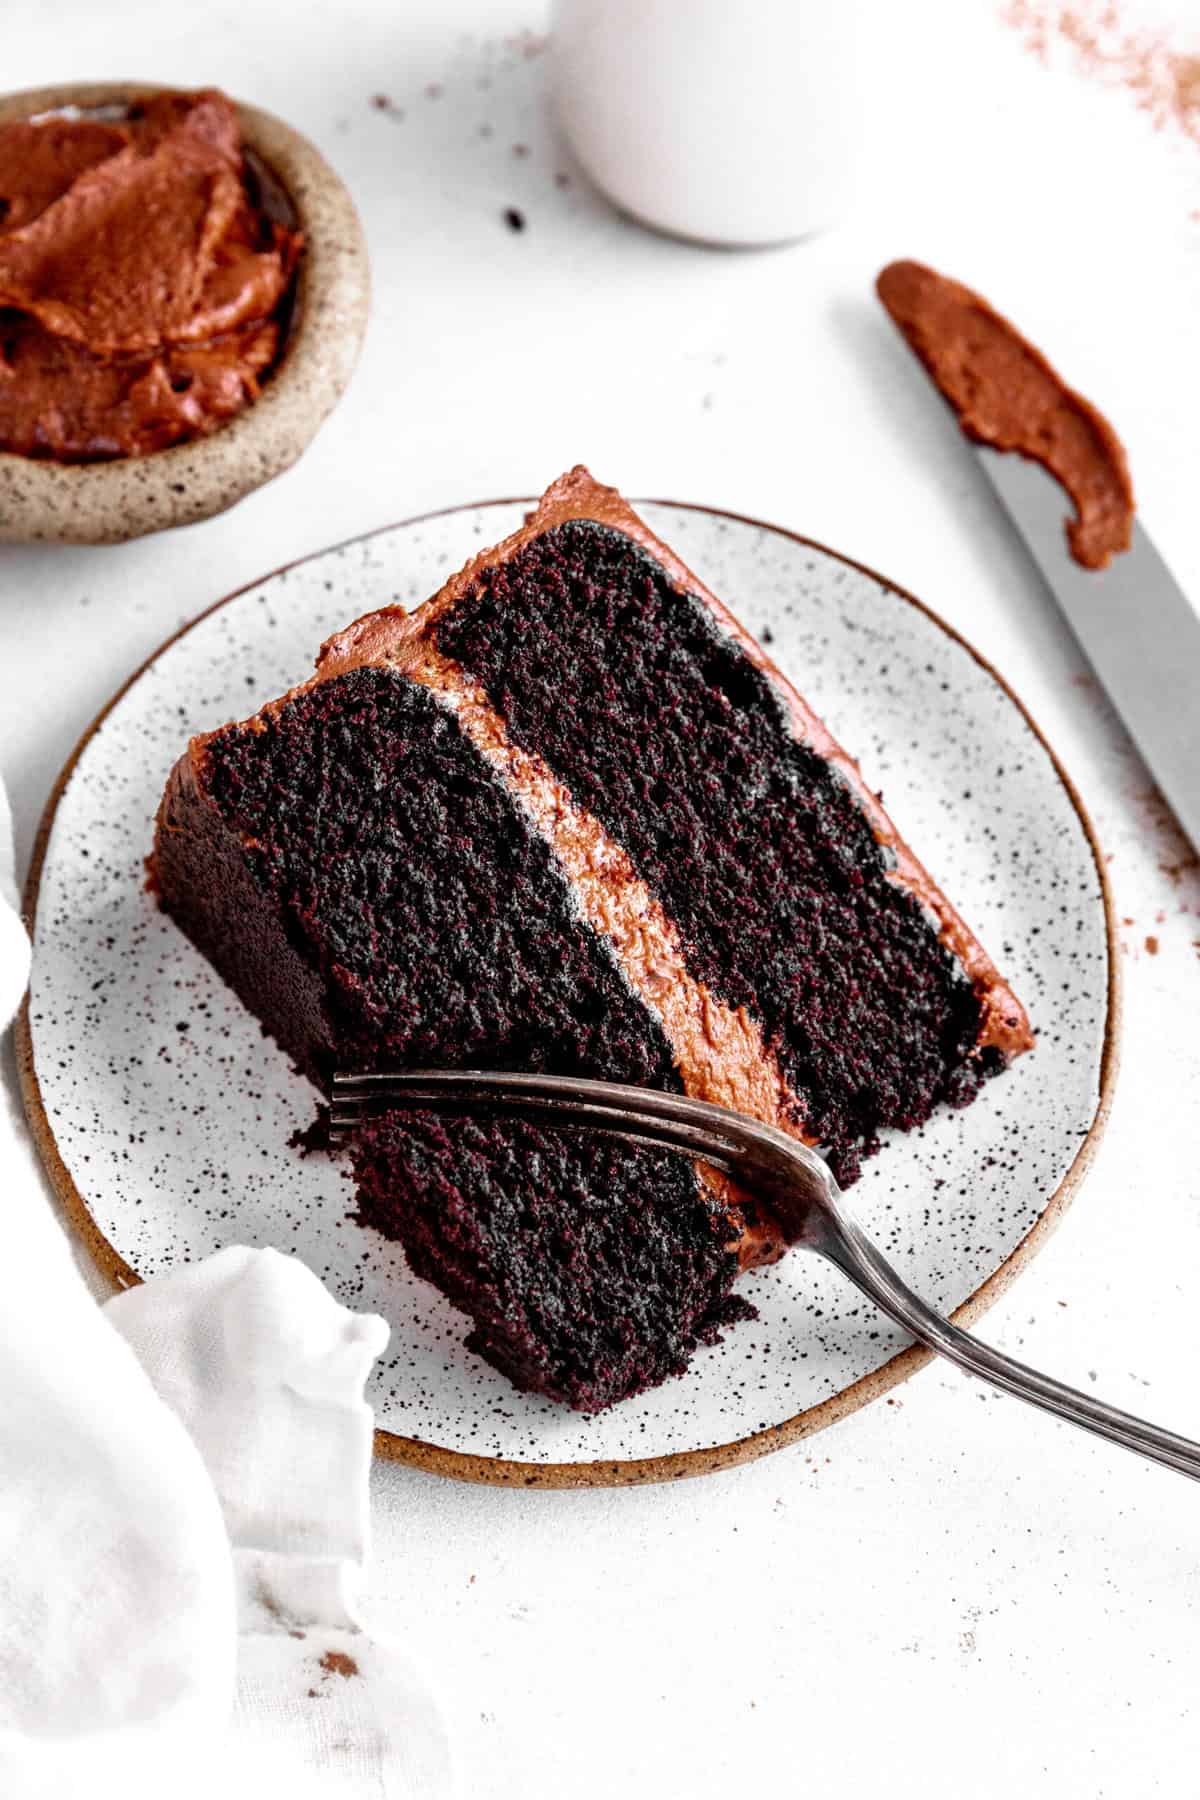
<box><xmin>0</xmin><ymin>82</ymin><xmax>370</xmax><ymax>545</ymax></box>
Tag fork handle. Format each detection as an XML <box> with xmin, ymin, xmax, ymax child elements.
<box><xmin>808</xmin><ymin>1203</ymin><xmax>1200</xmax><ymax>1483</ymax></box>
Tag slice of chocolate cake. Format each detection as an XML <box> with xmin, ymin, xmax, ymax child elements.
<box><xmin>153</xmin><ymin>467</ymin><xmax>1032</xmax><ymax>1411</ymax></box>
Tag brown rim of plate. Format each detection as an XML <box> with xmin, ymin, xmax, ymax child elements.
<box><xmin>15</xmin><ymin>497</ymin><xmax>1122</xmax><ymax>1489</ymax></box>
<box><xmin>0</xmin><ymin>81</ymin><xmax>370</xmax><ymax>545</ymax></box>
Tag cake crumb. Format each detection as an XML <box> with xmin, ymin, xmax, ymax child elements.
<box><xmin>504</xmin><ymin>207</ymin><xmax>526</xmax><ymax>232</ymax></box>
<box><xmin>319</xmin><ymin>1650</ymin><xmax>360</xmax><ymax>1680</ymax></box>
<box><xmin>289</xmin><ymin>1109</ymin><xmax>335</xmax><ymax>1157</ymax></box>
<box><xmin>1145</xmin><ymin>934</ymin><xmax>1159</xmax><ymax>955</ymax></box>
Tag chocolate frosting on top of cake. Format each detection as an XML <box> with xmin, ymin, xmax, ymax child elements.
<box><xmin>876</xmin><ymin>259</ymin><xmax>1134</xmax><ymax>570</ymax></box>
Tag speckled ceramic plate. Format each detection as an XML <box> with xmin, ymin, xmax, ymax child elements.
<box><xmin>19</xmin><ymin>499</ymin><xmax>1117</xmax><ymax>1486</ymax></box>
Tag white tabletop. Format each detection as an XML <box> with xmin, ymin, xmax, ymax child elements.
<box><xmin>3</xmin><ymin>2</ymin><xmax>1199</xmax><ymax>1795</ymax></box>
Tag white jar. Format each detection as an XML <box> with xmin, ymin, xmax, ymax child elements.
<box><xmin>551</xmin><ymin>0</ymin><xmax>862</xmax><ymax>247</ymax></box>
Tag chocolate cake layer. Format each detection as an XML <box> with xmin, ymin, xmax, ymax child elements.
<box><xmin>160</xmin><ymin>664</ymin><xmax>681</xmax><ymax>1090</ymax></box>
<box><xmin>354</xmin><ymin>1112</ymin><xmax>753</xmax><ymax>1412</ymax></box>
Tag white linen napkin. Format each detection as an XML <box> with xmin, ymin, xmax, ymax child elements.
<box><xmin>0</xmin><ymin>779</ymin><xmax>450</xmax><ymax>1799</ymax></box>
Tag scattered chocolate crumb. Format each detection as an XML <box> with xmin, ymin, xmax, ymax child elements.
<box><xmin>512</xmin><ymin>142</ymin><xmax>530</xmax><ymax>157</ymax></box>
<box><xmin>289</xmin><ymin>1108</ymin><xmax>335</xmax><ymax>1157</ymax></box>
<box><xmin>425</xmin><ymin>82</ymin><xmax>444</xmax><ymax>101</ymax></box>
<box><xmin>1145</xmin><ymin>934</ymin><xmax>1159</xmax><ymax>954</ymax></box>
<box><xmin>554</xmin><ymin>171</ymin><xmax>571</xmax><ymax>189</ymax></box>
<box><xmin>371</xmin><ymin>94</ymin><xmax>406</xmax><ymax>122</ymax></box>
<box><xmin>504</xmin><ymin>207</ymin><xmax>526</xmax><ymax>232</ymax></box>
<box><xmin>319</xmin><ymin>1650</ymin><xmax>360</xmax><ymax>1680</ymax></box>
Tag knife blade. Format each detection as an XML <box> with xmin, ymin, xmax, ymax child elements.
<box><xmin>976</xmin><ymin>445</ymin><xmax>1200</xmax><ymax>850</ymax></box>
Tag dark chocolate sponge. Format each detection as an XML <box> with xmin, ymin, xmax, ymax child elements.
<box><xmin>354</xmin><ymin>1112</ymin><xmax>753</xmax><ymax>1413</ymax></box>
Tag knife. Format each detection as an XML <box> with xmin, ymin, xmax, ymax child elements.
<box><xmin>976</xmin><ymin>446</ymin><xmax>1200</xmax><ymax>850</ymax></box>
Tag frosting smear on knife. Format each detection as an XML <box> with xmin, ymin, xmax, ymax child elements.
<box><xmin>877</xmin><ymin>259</ymin><xmax>1134</xmax><ymax>569</ymax></box>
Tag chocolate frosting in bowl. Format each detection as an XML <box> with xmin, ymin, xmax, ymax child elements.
<box><xmin>0</xmin><ymin>79</ymin><xmax>369</xmax><ymax>543</ymax></box>
<box><xmin>0</xmin><ymin>87</ymin><xmax>302</xmax><ymax>460</ymax></box>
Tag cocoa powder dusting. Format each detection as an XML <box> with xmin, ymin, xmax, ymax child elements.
<box><xmin>1003</xmin><ymin>3</ymin><xmax>1200</xmax><ymax>157</ymax></box>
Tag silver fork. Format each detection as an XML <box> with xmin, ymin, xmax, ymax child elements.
<box><xmin>330</xmin><ymin>1069</ymin><xmax>1200</xmax><ymax>1481</ymax></box>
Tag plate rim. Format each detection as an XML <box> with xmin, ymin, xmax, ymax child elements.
<box><xmin>16</xmin><ymin>495</ymin><xmax>1122</xmax><ymax>1489</ymax></box>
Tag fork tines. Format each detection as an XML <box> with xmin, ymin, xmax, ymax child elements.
<box><xmin>327</xmin><ymin>1068</ymin><xmax>827</xmax><ymax>1246</ymax></box>
<box><xmin>328</xmin><ymin>1069</ymin><xmax>745</xmax><ymax>1173</ymax></box>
